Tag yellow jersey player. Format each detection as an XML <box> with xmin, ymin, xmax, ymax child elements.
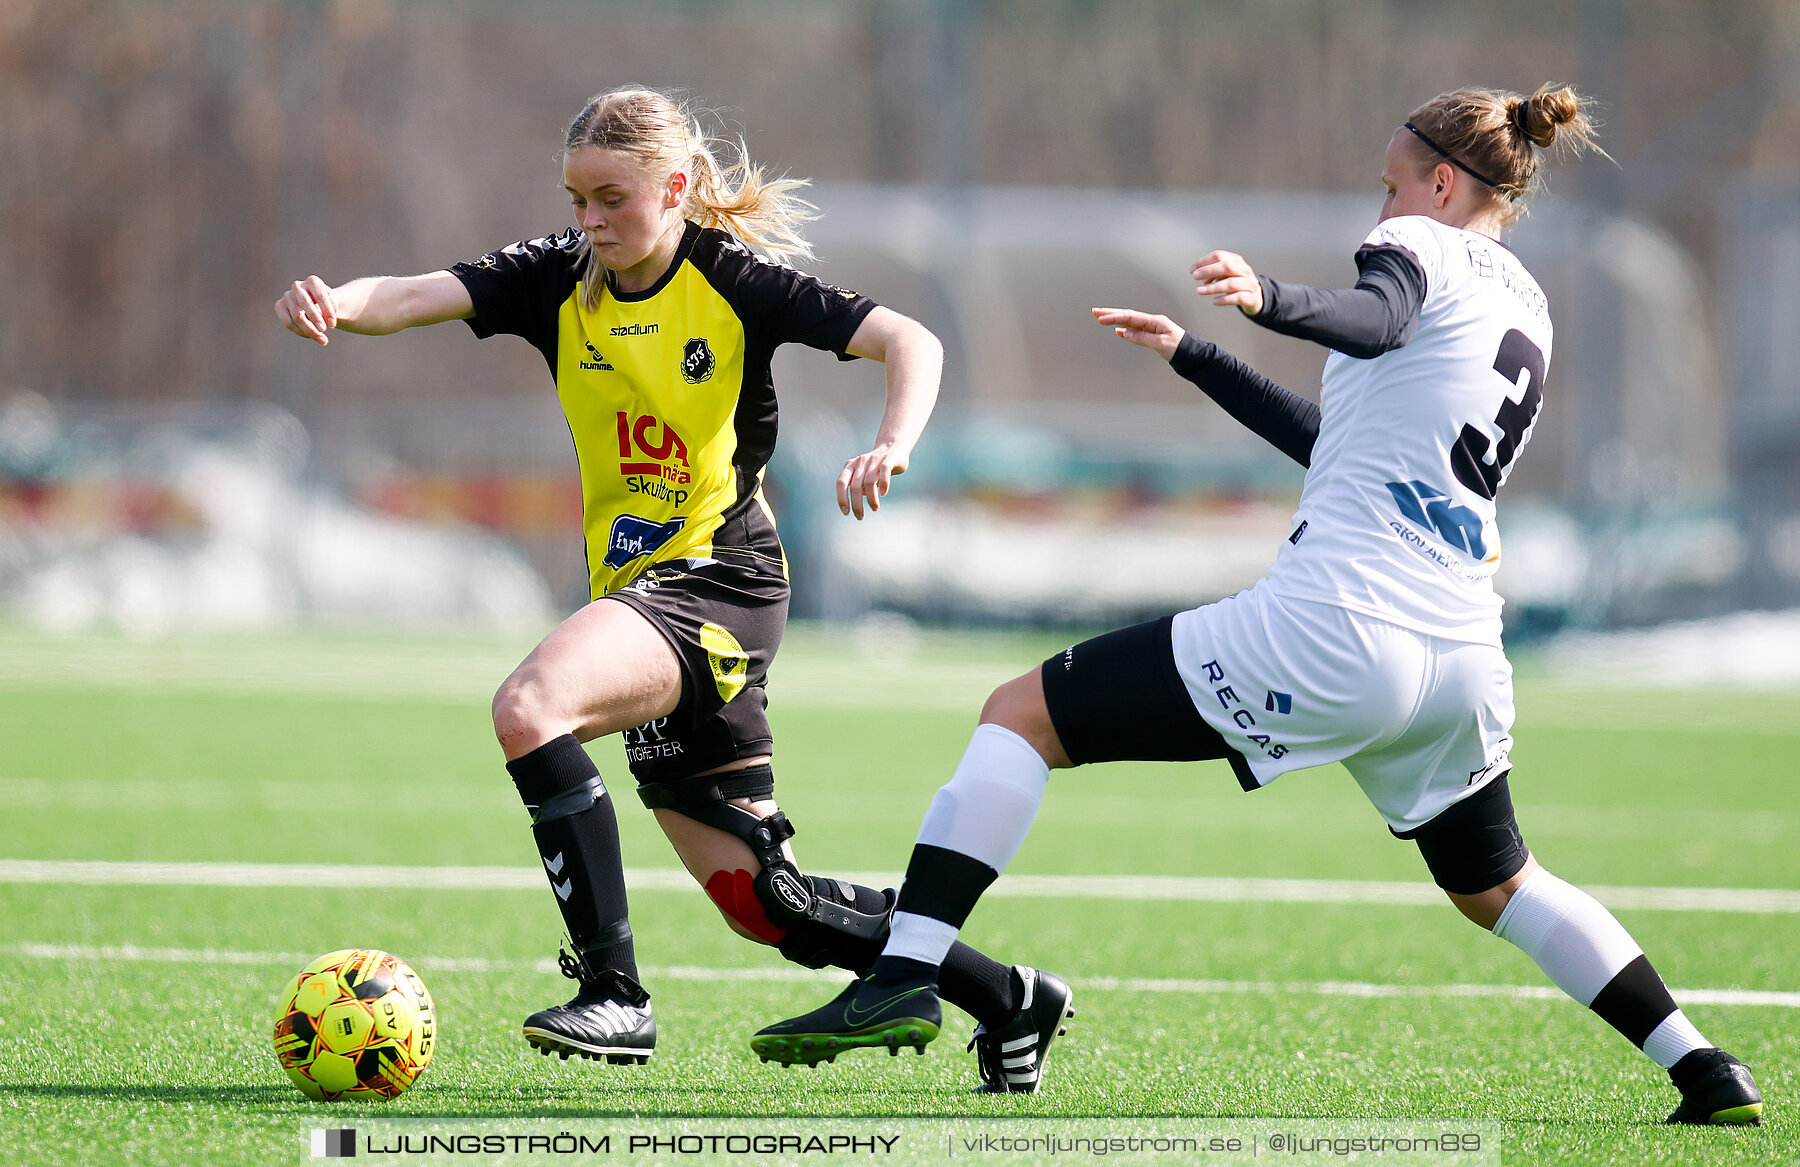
<box><xmin>277</xmin><ymin>86</ymin><xmax>1067</xmax><ymax>1089</ymax></box>
<box><xmin>756</xmin><ymin>84</ymin><xmax>1763</xmax><ymax>1126</ymax></box>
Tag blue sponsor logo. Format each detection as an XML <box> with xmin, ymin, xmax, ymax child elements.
<box><xmin>603</xmin><ymin>515</ymin><xmax>686</xmax><ymax>569</ymax></box>
<box><xmin>1384</xmin><ymin>480</ymin><xmax>1487</xmax><ymax>559</ymax></box>
<box><xmin>1264</xmin><ymin>690</ymin><xmax>1292</xmax><ymax>715</ymax></box>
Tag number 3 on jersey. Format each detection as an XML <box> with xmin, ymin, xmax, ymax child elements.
<box><xmin>1452</xmin><ymin>329</ymin><xmax>1546</xmax><ymax>501</ymax></box>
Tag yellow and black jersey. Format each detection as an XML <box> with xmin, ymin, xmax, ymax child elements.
<box><xmin>450</xmin><ymin>220</ymin><xmax>876</xmax><ymax>599</ymax></box>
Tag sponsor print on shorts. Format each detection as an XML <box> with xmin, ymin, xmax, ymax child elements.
<box><xmin>699</xmin><ymin>622</ymin><xmax>749</xmax><ymax>702</ymax></box>
<box><xmin>1199</xmin><ymin>659</ymin><xmax>1289</xmax><ymax>761</ymax></box>
<box><xmin>603</xmin><ymin>515</ymin><xmax>686</xmax><ymax>569</ymax></box>
<box><xmin>624</xmin><ymin>717</ymin><xmax>683</xmax><ymax>766</ymax></box>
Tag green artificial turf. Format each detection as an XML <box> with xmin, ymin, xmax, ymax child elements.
<box><xmin>0</xmin><ymin>624</ymin><xmax>1791</xmax><ymax>1165</ymax></box>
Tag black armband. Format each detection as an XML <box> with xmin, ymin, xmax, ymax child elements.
<box><xmin>1250</xmin><ymin>244</ymin><xmax>1427</xmax><ymax>359</ymax></box>
<box><xmin>1169</xmin><ymin>334</ymin><xmax>1319</xmax><ymax>468</ymax></box>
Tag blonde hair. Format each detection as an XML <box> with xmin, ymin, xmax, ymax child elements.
<box><xmin>564</xmin><ymin>87</ymin><xmax>817</xmax><ymax>309</ymax></box>
<box><xmin>1403</xmin><ymin>83</ymin><xmax>1607</xmax><ymax>225</ymax></box>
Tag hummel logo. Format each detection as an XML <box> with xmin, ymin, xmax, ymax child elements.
<box><xmin>843</xmin><ymin>983</ymin><xmax>933</xmax><ymax>1027</ymax></box>
<box><xmin>581</xmin><ymin>340</ymin><xmax>614</xmax><ymax>372</ymax></box>
<box><xmin>552</xmin><ymin>878</ymin><xmax>573</xmax><ymax>901</ymax></box>
<box><xmin>543</xmin><ymin>853</ymin><xmax>565</xmax><ymax>876</ymax></box>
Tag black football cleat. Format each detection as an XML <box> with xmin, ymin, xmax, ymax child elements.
<box><xmin>969</xmin><ymin>966</ymin><xmax>1075</xmax><ymax>1094</ymax></box>
<box><xmin>522</xmin><ymin>951</ymin><xmax>655</xmax><ymax>1065</ymax></box>
<box><xmin>1665</xmin><ymin>1048</ymin><xmax>1763</xmax><ymax>1125</ymax></box>
<box><xmin>750</xmin><ymin>975</ymin><xmax>941</xmax><ymax>1067</ymax></box>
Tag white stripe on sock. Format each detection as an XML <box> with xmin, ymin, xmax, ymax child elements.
<box><xmin>884</xmin><ymin>911</ymin><xmax>962</xmax><ymax>966</ymax></box>
<box><xmin>1642</xmin><ymin>1010</ymin><xmax>1710</xmax><ymax>1069</ymax></box>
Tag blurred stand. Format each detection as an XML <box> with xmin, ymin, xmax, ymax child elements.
<box><xmin>763</xmin><ymin>185</ymin><xmax>1739</xmax><ymax>639</ymax></box>
<box><xmin>0</xmin><ymin>186</ymin><xmax>1739</xmax><ymax>640</ymax></box>
<box><xmin>0</xmin><ymin>392</ymin><xmax>552</xmax><ymax>635</ymax></box>
<box><xmin>2</xmin><ymin>0</ymin><xmax>1796</xmax><ymax>638</ymax></box>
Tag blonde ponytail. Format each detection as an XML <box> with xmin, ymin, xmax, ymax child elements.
<box><xmin>564</xmin><ymin>87</ymin><xmax>817</xmax><ymax>309</ymax></box>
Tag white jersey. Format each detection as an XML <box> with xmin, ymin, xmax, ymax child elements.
<box><xmin>1264</xmin><ymin>215</ymin><xmax>1552</xmax><ymax>646</ymax></box>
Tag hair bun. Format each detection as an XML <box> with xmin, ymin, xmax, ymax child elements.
<box><xmin>1506</xmin><ymin>99</ymin><xmax>1532</xmax><ymax>138</ymax></box>
<box><xmin>1519</xmin><ymin>86</ymin><xmax>1579</xmax><ymax>148</ymax></box>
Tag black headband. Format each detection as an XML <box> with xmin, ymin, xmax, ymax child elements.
<box><xmin>1403</xmin><ymin>122</ymin><xmax>1507</xmax><ymax>194</ymax></box>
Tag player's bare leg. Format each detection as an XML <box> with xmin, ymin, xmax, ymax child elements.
<box><xmin>496</xmin><ymin>598</ymin><xmax>681</xmax><ymax>1066</ymax></box>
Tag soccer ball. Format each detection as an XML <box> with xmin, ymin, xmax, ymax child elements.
<box><xmin>272</xmin><ymin>949</ymin><xmax>437</xmax><ymax>1101</ymax></box>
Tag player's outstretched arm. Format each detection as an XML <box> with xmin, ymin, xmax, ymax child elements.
<box><xmin>838</xmin><ymin>306</ymin><xmax>943</xmax><ymax>520</ymax></box>
<box><xmin>1092</xmin><ymin>307</ymin><xmax>1185</xmax><ymax>360</ymax></box>
<box><xmin>274</xmin><ymin>271</ymin><xmax>474</xmax><ymax>346</ymax></box>
<box><xmin>1095</xmin><ymin>304</ymin><xmax>1318</xmax><ymax>467</ymax></box>
<box><xmin>1194</xmin><ymin>246</ymin><xmax>1425</xmax><ymax>359</ymax></box>
<box><xmin>1191</xmin><ymin>250</ymin><xmax>1266</xmax><ymax>316</ymax></box>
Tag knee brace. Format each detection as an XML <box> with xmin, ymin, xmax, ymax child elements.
<box><xmin>637</xmin><ymin>766</ymin><xmax>892</xmax><ymax>969</ymax></box>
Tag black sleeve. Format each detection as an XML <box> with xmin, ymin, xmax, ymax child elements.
<box><xmin>448</xmin><ymin>229</ymin><xmax>583</xmax><ymax>370</ymax></box>
<box><xmin>704</xmin><ymin>235</ymin><xmax>880</xmax><ymax>361</ymax></box>
<box><xmin>1169</xmin><ymin>332</ymin><xmax>1320</xmax><ymax>468</ymax></box>
<box><xmin>1248</xmin><ymin>244</ymin><xmax>1428</xmax><ymax>359</ymax></box>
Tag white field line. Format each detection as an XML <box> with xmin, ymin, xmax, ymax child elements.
<box><xmin>4</xmin><ymin>859</ymin><xmax>1800</xmax><ymax>915</ymax></box>
<box><xmin>6</xmin><ymin>941</ymin><xmax>1796</xmax><ymax>1009</ymax></box>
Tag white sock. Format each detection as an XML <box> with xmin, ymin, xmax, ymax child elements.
<box><xmin>879</xmin><ymin>724</ymin><xmax>1051</xmax><ymax>967</ymax></box>
<box><xmin>915</xmin><ymin>723</ymin><xmax>1050</xmax><ymax>872</ymax></box>
<box><xmin>1495</xmin><ymin>867</ymin><xmax>1709</xmax><ymax>1067</ymax></box>
<box><xmin>1642</xmin><ymin>1012</ymin><xmax>1711</xmax><ymax>1070</ymax></box>
<box><xmin>1494</xmin><ymin>868</ymin><xmax>1643</xmax><ymax>1003</ymax></box>
<box><xmin>884</xmin><ymin>912</ymin><xmax>962</xmax><ymax>966</ymax></box>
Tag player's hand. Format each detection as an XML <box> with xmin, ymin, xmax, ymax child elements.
<box><xmin>1093</xmin><ymin>307</ymin><xmax>1184</xmax><ymax>361</ymax></box>
<box><xmin>1191</xmin><ymin>251</ymin><xmax>1264</xmax><ymax>316</ymax></box>
<box><xmin>275</xmin><ymin>276</ymin><xmax>339</xmax><ymax>345</ymax></box>
<box><xmin>837</xmin><ymin>444</ymin><xmax>908</xmax><ymax>520</ymax></box>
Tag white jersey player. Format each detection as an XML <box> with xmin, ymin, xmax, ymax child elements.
<box><xmin>1268</xmin><ymin>212</ymin><xmax>1551</xmax><ymax>644</ymax></box>
<box><xmin>752</xmin><ymin>84</ymin><xmax>1765</xmax><ymax>1127</ymax></box>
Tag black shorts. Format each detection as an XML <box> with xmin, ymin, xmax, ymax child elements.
<box><xmin>1040</xmin><ymin>616</ymin><xmax>1251</xmax><ymax>783</ymax></box>
<box><xmin>606</xmin><ymin>546</ymin><xmax>788</xmax><ymax>784</ymax></box>
<box><xmin>1394</xmin><ymin>773</ymin><xmax>1531</xmax><ymax>895</ymax></box>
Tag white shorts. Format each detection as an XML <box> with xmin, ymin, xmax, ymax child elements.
<box><xmin>1169</xmin><ymin>580</ymin><xmax>1515</xmax><ymax>833</ymax></box>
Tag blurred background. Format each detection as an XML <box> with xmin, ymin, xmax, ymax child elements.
<box><xmin>3</xmin><ymin>0</ymin><xmax>1798</xmax><ymax>678</ymax></box>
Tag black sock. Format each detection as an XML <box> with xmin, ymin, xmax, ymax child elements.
<box><xmin>506</xmin><ymin>735</ymin><xmax>637</xmax><ymax>983</ymax></box>
<box><xmin>869</xmin><ymin>945</ymin><xmax>1017</xmax><ymax>1026</ymax></box>
<box><xmin>892</xmin><ymin>842</ymin><xmax>1000</xmax><ymax>935</ymax></box>
<box><xmin>939</xmin><ymin>943</ymin><xmax>1019</xmax><ymax>1028</ymax></box>
<box><xmin>861</xmin><ymin>842</ymin><xmax>1017</xmax><ymax>1027</ymax></box>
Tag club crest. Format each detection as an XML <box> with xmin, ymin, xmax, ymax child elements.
<box><xmin>681</xmin><ymin>337</ymin><xmax>716</xmax><ymax>384</ymax></box>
